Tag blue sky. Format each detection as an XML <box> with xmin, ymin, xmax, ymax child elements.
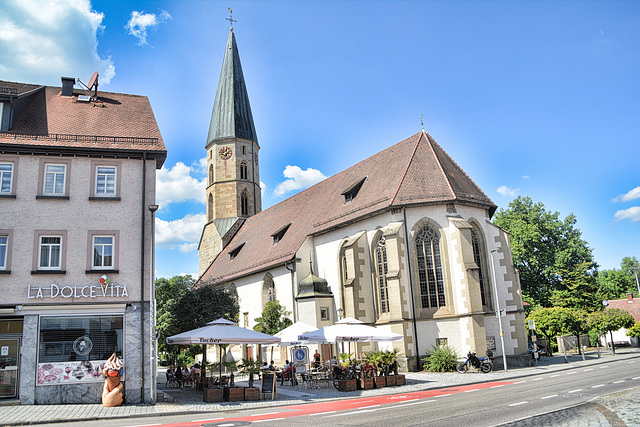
<box><xmin>1</xmin><ymin>0</ymin><xmax>638</xmax><ymax>280</ymax></box>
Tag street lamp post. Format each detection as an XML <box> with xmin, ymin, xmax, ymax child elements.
<box><xmin>147</xmin><ymin>204</ymin><xmax>159</xmax><ymax>403</ymax></box>
<box><xmin>633</xmin><ymin>268</ymin><xmax>640</xmax><ymax>298</ymax></box>
<box><xmin>489</xmin><ymin>248</ymin><xmax>508</xmax><ymax>372</ymax></box>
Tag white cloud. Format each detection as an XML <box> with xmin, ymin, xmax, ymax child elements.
<box><xmin>497</xmin><ymin>185</ymin><xmax>520</xmax><ymax>197</ymax></box>
<box><xmin>125</xmin><ymin>9</ymin><xmax>171</xmax><ymax>46</ymax></box>
<box><xmin>273</xmin><ymin>165</ymin><xmax>327</xmax><ymax>196</ymax></box>
<box><xmin>521</xmin><ymin>175</ymin><xmax>530</xmax><ymax>180</ymax></box>
<box><xmin>155</xmin><ymin>213</ymin><xmax>206</xmax><ymax>250</ymax></box>
<box><xmin>614</xmin><ymin>206</ymin><xmax>640</xmax><ymax>223</ymax></box>
<box><xmin>0</xmin><ymin>0</ymin><xmax>115</xmax><ymax>85</ymax></box>
<box><xmin>156</xmin><ymin>161</ymin><xmax>206</xmax><ymax>210</ymax></box>
<box><xmin>260</xmin><ymin>181</ymin><xmax>267</xmax><ymax>199</ymax></box>
<box><xmin>611</xmin><ymin>186</ymin><xmax>640</xmax><ymax>203</ymax></box>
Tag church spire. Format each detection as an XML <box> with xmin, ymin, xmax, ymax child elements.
<box><xmin>207</xmin><ymin>29</ymin><xmax>258</xmax><ymax>146</ymax></box>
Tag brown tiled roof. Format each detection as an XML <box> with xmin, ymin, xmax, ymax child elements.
<box><xmin>198</xmin><ymin>131</ymin><xmax>496</xmax><ymax>284</ymax></box>
<box><xmin>0</xmin><ymin>80</ymin><xmax>166</xmax><ymax>166</ymax></box>
<box><xmin>607</xmin><ymin>296</ymin><xmax>640</xmax><ymax>322</ymax></box>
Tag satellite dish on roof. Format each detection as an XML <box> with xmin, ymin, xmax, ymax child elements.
<box><xmin>88</xmin><ymin>71</ymin><xmax>98</xmax><ymax>91</ymax></box>
<box><xmin>76</xmin><ymin>72</ymin><xmax>99</xmax><ymax>101</ymax></box>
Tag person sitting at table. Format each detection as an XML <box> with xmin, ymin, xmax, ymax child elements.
<box><xmin>284</xmin><ymin>360</ymin><xmax>297</xmax><ymax>385</ymax></box>
<box><xmin>269</xmin><ymin>360</ymin><xmax>275</xmax><ymax>370</ymax></box>
<box><xmin>260</xmin><ymin>362</ymin><xmax>269</xmax><ymax>370</ymax></box>
<box><xmin>313</xmin><ymin>350</ymin><xmax>322</xmax><ymax>368</ymax></box>
<box><xmin>174</xmin><ymin>362</ymin><xmax>183</xmax><ymax>387</ymax></box>
<box><xmin>167</xmin><ymin>365</ymin><xmax>177</xmax><ymax>383</ymax></box>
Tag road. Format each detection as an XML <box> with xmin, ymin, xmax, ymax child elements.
<box><xmin>37</xmin><ymin>357</ymin><xmax>640</xmax><ymax>427</ymax></box>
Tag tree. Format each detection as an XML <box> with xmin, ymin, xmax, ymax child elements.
<box><xmin>493</xmin><ymin>196</ymin><xmax>594</xmax><ymax>306</ymax></box>
<box><xmin>253</xmin><ymin>300</ymin><xmax>293</xmax><ymax>335</ymax></box>
<box><xmin>587</xmin><ymin>308</ymin><xmax>635</xmax><ymax>354</ymax></box>
<box><xmin>596</xmin><ymin>256</ymin><xmax>640</xmax><ymax>299</ymax></box>
<box><xmin>527</xmin><ymin>307</ymin><xmax>583</xmax><ymax>354</ymax></box>
<box><xmin>156</xmin><ymin>276</ymin><xmax>239</xmax><ymax>362</ymax></box>
<box><xmin>627</xmin><ymin>321</ymin><xmax>640</xmax><ymax>340</ymax></box>
<box><xmin>550</xmin><ymin>262</ymin><xmax>601</xmax><ymax>312</ymax></box>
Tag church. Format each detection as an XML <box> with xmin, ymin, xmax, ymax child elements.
<box><xmin>197</xmin><ymin>28</ymin><xmax>529</xmax><ymax>370</ymax></box>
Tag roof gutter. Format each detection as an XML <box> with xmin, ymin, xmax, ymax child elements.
<box><xmin>285</xmin><ymin>260</ymin><xmax>297</xmax><ymax>322</ymax></box>
<box><xmin>139</xmin><ymin>151</ymin><xmax>147</xmax><ymax>403</ymax></box>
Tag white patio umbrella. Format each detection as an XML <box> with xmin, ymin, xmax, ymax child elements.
<box><xmin>166</xmin><ymin>318</ymin><xmax>280</xmax><ymax>384</ymax></box>
<box><xmin>275</xmin><ymin>321</ymin><xmax>317</xmax><ymax>346</ymax></box>
<box><xmin>297</xmin><ymin>317</ymin><xmax>403</xmax><ymax>343</ymax></box>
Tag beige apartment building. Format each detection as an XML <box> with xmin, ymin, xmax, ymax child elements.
<box><xmin>0</xmin><ymin>78</ymin><xmax>166</xmax><ymax>404</ymax></box>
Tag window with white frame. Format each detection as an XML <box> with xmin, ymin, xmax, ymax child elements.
<box><xmin>92</xmin><ymin>236</ymin><xmax>114</xmax><ymax>269</ymax></box>
<box><xmin>95</xmin><ymin>166</ymin><xmax>116</xmax><ymax>196</ymax></box>
<box><xmin>43</xmin><ymin>164</ymin><xmax>66</xmax><ymax>195</ymax></box>
<box><xmin>39</xmin><ymin>236</ymin><xmax>62</xmax><ymax>269</ymax></box>
<box><xmin>0</xmin><ymin>162</ymin><xmax>13</xmax><ymax>194</ymax></box>
<box><xmin>0</xmin><ymin>235</ymin><xmax>8</xmax><ymax>270</ymax></box>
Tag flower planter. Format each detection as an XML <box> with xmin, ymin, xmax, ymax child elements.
<box><xmin>244</xmin><ymin>387</ymin><xmax>260</xmax><ymax>401</ymax></box>
<box><xmin>336</xmin><ymin>379</ymin><xmax>357</xmax><ymax>392</ymax></box>
<box><xmin>373</xmin><ymin>376</ymin><xmax>386</xmax><ymax>388</ymax></box>
<box><xmin>385</xmin><ymin>375</ymin><xmax>397</xmax><ymax>386</ymax></box>
<box><xmin>395</xmin><ymin>374</ymin><xmax>406</xmax><ymax>386</ymax></box>
<box><xmin>223</xmin><ymin>386</ymin><xmax>244</xmax><ymax>401</ymax></box>
<box><xmin>203</xmin><ymin>387</ymin><xmax>223</xmax><ymax>402</ymax></box>
<box><xmin>358</xmin><ymin>378</ymin><xmax>374</xmax><ymax>390</ymax></box>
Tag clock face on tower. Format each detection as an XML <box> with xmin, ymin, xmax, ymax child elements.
<box><xmin>219</xmin><ymin>147</ymin><xmax>232</xmax><ymax>160</ymax></box>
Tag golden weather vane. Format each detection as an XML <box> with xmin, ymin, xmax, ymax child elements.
<box><xmin>226</xmin><ymin>7</ymin><xmax>237</xmax><ymax>31</ymax></box>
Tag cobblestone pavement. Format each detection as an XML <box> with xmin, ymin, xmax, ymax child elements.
<box><xmin>499</xmin><ymin>387</ymin><xmax>640</xmax><ymax>427</ymax></box>
<box><xmin>1</xmin><ymin>348</ymin><xmax>639</xmax><ymax>426</ymax></box>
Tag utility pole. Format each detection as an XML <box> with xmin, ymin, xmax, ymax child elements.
<box><xmin>490</xmin><ymin>249</ymin><xmax>508</xmax><ymax>372</ymax></box>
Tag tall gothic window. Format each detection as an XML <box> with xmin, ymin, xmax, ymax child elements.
<box><xmin>240</xmin><ymin>161</ymin><xmax>248</xmax><ymax>180</ymax></box>
<box><xmin>375</xmin><ymin>236</ymin><xmax>390</xmax><ymax>314</ymax></box>
<box><xmin>471</xmin><ymin>228</ymin><xmax>489</xmax><ymax>308</ymax></box>
<box><xmin>207</xmin><ymin>193</ymin><xmax>213</xmax><ymax>222</ymax></box>
<box><xmin>262</xmin><ymin>274</ymin><xmax>276</xmax><ymax>307</ymax></box>
<box><xmin>209</xmin><ymin>164</ymin><xmax>214</xmax><ymax>185</ymax></box>
<box><xmin>241</xmin><ymin>191</ymin><xmax>249</xmax><ymax>216</ymax></box>
<box><xmin>416</xmin><ymin>225</ymin><xmax>446</xmax><ymax>308</ymax></box>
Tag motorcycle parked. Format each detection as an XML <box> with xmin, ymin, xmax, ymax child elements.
<box><xmin>456</xmin><ymin>350</ymin><xmax>493</xmax><ymax>373</ymax></box>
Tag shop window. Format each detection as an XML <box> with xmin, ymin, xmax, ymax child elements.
<box><xmin>37</xmin><ymin>315</ymin><xmax>123</xmax><ymax>384</ymax></box>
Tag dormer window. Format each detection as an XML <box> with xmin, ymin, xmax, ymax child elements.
<box><xmin>229</xmin><ymin>242</ymin><xmax>245</xmax><ymax>260</ymax></box>
<box><xmin>271</xmin><ymin>223</ymin><xmax>291</xmax><ymax>244</ymax></box>
<box><xmin>341</xmin><ymin>177</ymin><xmax>366</xmax><ymax>203</ymax></box>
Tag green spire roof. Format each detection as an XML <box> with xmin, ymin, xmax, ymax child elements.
<box><xmin>207</xmin><ymin>31</ymin><xmax>257</xmax><ymax>145</ymax></box>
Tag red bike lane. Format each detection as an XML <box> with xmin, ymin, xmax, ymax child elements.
<box><xmin>159</xmin><ymin>380</ymin><xmax>516</xmax><ymax>426</ymax></box>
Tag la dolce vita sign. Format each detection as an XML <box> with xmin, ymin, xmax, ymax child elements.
<box><xmin>27</xmin><ymin>275</ymin><xmax>128</xmax><ymax>299</ymax></box>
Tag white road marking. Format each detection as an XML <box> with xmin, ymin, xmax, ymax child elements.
<box><xmin>437</xmin><ymin>393</ymin><xmax>452</xmax><ymax>397</ymax></box>
<box><xmin>251</xmin><ymin>412</ymin><xmax>280</xmax><ymax>417</ymax></box>
<box><xmin>599</xmin><ymin>365</ymin><xmax>609</xmax><ymax>369</ymax></box>
<box><xmin>309</xmin><ymin>411</ymin><xmax>336</xmax><ymax>416</ymax></box>
<box><xmin>592</xmin><ymin>384</ymin><xmax>605</xmax><ymax>388</ymax></box>
<box><xmin>348</xmin><ymin>405</ymin><xmax>383</xmax><ymax>415</ymax></box>
<box><xmin>192</xmin><ymin>419</ymin><xmax>222</xmax><ymax>423</ymax></box>
<box><xmin>131</xmin><ymin>424</ymin><xmax>161</xmax><ymax>427</ymax></box>
<box><xmin>491</xmin><ymin>384</ymin><xmax>504</xmax><ymax>388</ymax></box>
<box><xmin>568</xmin><ymin>389</ymin><xmax>582</xmax><ymax>393</ymax></box>
<box><xmin>396</xmin><ymin>399</ymin><xmax>436</xmax><ymax>407</ymax></box>
<box><xmin>540</xmin><ymin>395</ymin><xmax>558</xmax><ymax>400</ymax></box>
<box><xmin>464</xmin><ymin>389</ymin><xmax>479</xmax><ymax>392</ymax></box>
<box><xmin>533</xmin><ymin>377</ymin><xmax>544</xmax><ymax>381</ymax></box>
<box><xmin>584</xmin><ymin>368</ymin><xmax>594</xmax><ymax>372</ymax></box>
<box><xmin>512</xmin><ymin>380</ymin><xmax>526</xmax><ymax>384</ymax></box>
<box><xmin>509</xmin><ymin>401</ymin><xmax>528</xmax><ymax>407</ymax></box>
<box><xmin>566</xmin><ymin>372</ymin><xmax>577</xmax><ymax>375</ymax></box>
<box><xmin>613</xmin><ymin>380</ymin><xmax>624</xmax><ymax>384</ymax></box>
<box><xmin>550</xmin><ymin>374</ymin><xmax>561</xmax><ymax>377</ymax></box>
<box><xmin>628</xmin><ymin>361</ymin><xmax>636</xmax><ymax>363</ymax></box>
<box><xmin>254</xmin><ymin>418</ymin><xmax>285</xmax><ymax>423</ymax></box>
<box><xmin>350</xmin><ymin>400</ymin><xmax>374</xmax><ymax>404</ymax></box>
<box><xmin>632</xmin><ymin>376</ymin><xmax>640</xmax><ymax>380</ymax></box>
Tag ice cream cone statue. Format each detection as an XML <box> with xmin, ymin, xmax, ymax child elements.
<box><xmin>102</xmin><ymin>353</ymin><xmax>124</xmax><ymax>407</ymax></box>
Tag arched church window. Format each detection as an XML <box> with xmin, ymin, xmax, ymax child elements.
<box><xmin>415</xmin><ymin>225</ymin><xmax>446</xmax><ymax>308</ymax></box>
<box><xmin>241</xmin><ymin>191</ymin><xmax>249</xmax><ymax>216</ymax></box>
<box><xmin>240</xmin><ymin>161</ymin><xmax>248</xmax><ymax>180</ymax></box>
<box><xmin>262</xmin><ymin>273</ymin><xmax>275</xmax><ymax>307</ymax></box>
<box><xmin>209</xmin><ymin>164</ymin><xmax>214</xmax><ymax>185</ymax></box>
<box><xmin>471</xmin><ymin>228</ymin><xmax>490</xmax><ymax>308</ymax></box>
<box><xmin>207</xmin><ymin>193</ymin><xmax>213</xmax><ymax>222</ymax></box>
<box><xmin>375</xmin><ymin>236</ymin><xmax>389</xmax><ymax>314</ymax></box>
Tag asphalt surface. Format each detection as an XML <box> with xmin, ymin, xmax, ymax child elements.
<box><xmin>1</xmin><ymin>348</ymin><xmax>639</xmax><ymax>426</ymax></box>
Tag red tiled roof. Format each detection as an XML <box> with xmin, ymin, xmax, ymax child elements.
<box><xmin>198</xmin><ymin>131</ymin><xmax>496</xmax><ymax>284</ymax></box>
<box><xmin>607</xmin><ymin>296</ymin><xmax>640</xmax><ymax>322</ymax></box>
<box><xmin>0</xmin><ymin>80</ymin><xmax>166</xmax><ymax>166</ymax></box>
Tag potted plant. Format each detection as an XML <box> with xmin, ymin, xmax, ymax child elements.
<box><xmin>219</xmin><ymin>359</ymin><xmax>243</xmax><ymax>401</ymax></box>
<box><xmin>335</xmin><ymin>352</ymin><xmax>357</xmax><ymax>392</ymax></box>
<box><xmin>238</xmin><ymin>357</ymin><xmax>261</xmax><ymax>400</ymax></box>
<box><xmin>366</xmin><ymin>351</ymin><xmax>386</xmax><ymax>388</ymax></box>
<box><xmin>202</xmin><ymin>361</ymin><xmax>223</xmax><ymax>402</ymax></box>
<box><xmin>382</xmin><ymin>349</ymin><xmax>401</xmax><ymax>386</ymax></box>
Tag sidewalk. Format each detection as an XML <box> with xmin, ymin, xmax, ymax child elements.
<box><xmin>1</xmin><ymin>348</ymin><xmax>639</xmax><ymax>426</ymax></box>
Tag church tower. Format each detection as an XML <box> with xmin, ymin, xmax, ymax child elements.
<box><xmin>199</xmin><ymin>26</ymin><xmax>261</xmax><ymax>276</ymax></box>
